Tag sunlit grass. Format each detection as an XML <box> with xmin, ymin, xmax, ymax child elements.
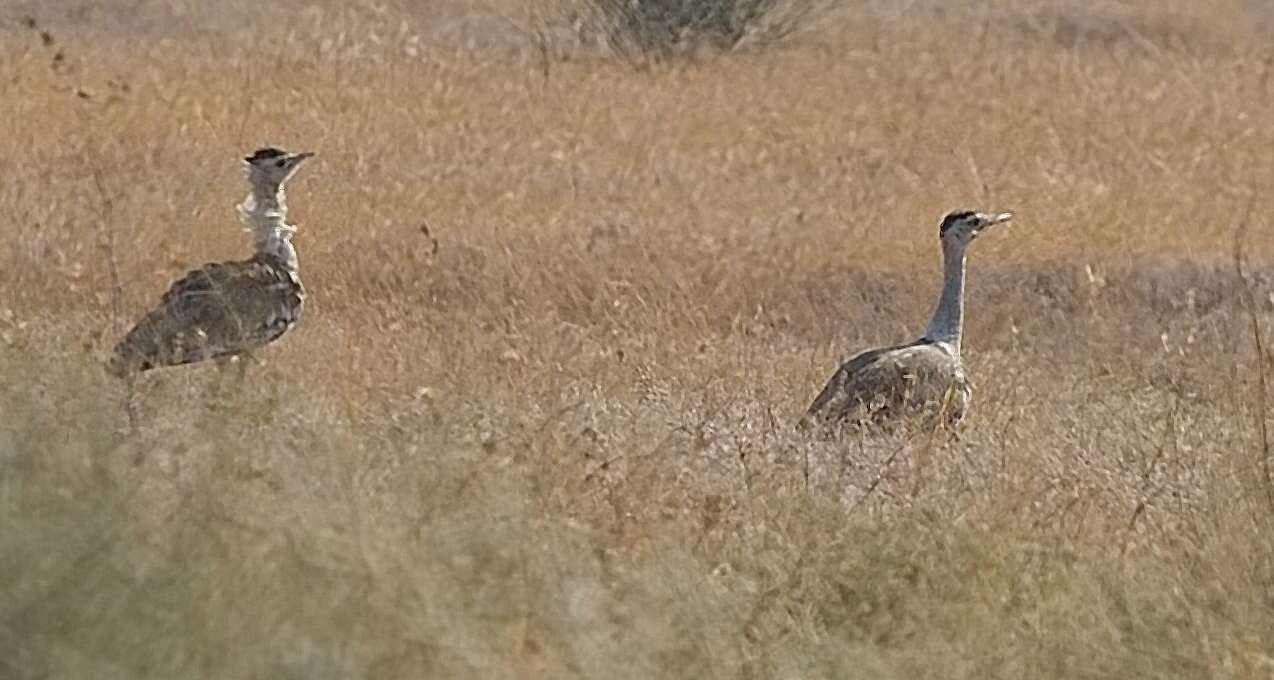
<box><xmin>2</xmin><ymin>0</ymin><xmax>1274</xmax><ymax>677</ymax></box>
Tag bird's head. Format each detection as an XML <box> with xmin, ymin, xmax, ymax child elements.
<box><xmin>938</xmin><ymin>210</ymin><xmax>1014</xmax><ymax>245</ymax></box>
<box><xmin>242</xmin><ymin>147</ymin><xmax>315</xmax><ymax>187</ymax></box>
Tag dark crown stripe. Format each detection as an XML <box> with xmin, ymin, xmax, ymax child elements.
<box><xmin>245</xmin><ymin>147</ymin><xmax>287</xmax><ymax>163</ymax></box>
<box><xmin>939</xmin><ymin>210</ymin><xmax>977</xmax><ymax>234</ymax></box>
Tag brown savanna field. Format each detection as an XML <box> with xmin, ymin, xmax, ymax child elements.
<box><xmin>5</xmin><ymin>0</ymin><xmax>1274</xmax><ymax>676</ymax></box>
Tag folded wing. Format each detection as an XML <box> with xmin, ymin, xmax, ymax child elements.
<box><xmin>109</xmin><ymin>253</ymin><xmax>304</xmax><ymax>376</ymax></box>
<box><xmin>799</xmin><ymin>340</ymin><xmax>967</xmax><ymax>431</ymax></box>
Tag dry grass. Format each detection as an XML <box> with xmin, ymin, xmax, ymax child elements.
<box><xmin>4</xmin><ymin>0</ymin><xmax>1274</xmax><ymax>677</ymax></box>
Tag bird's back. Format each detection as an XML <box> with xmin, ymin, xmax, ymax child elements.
<box><xmin>109</xmin><ymin>253</ymin><xmax>304</xmax><ymax>376</ymax></box>
<box><xmin>799</xmin><ymin>339</ymin><xmax>969</xmax><ymax>432</ymax></box>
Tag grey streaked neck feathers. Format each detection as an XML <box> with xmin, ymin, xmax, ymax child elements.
<box><xmin>920</xmin><ymin>238</ymin><xmax>968</xmax><ymax>354</ymax></box>
<box><xmin>238</xmin><ymin>178</ymin><xmax>298</xmax><ymax>271</ymax></box>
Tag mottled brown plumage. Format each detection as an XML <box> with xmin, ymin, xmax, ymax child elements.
<box><xmin>108</xmin><ymin>253</ymin><xmax>304</xmax><ymax>376</ymax></box>
<box><xmin>799</xmin><ymin>339</ymin><xmax>970</xmax><ymax>432</ymax></box>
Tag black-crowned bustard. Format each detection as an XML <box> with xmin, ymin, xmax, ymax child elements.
<box><xmin>799</xmin><ymin>209</ymin><xmax>1013</xmax><ymax>433</ymax></box>
<box><xmin>108</xmin><ymin>147</ymin><xmax>314</xmax><ymax>378</ymax></box>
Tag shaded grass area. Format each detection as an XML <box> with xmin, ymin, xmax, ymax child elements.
<box><xmin>3</xmin><ymin>319</ymin><xmax>1274</xmax><ymax>678</ymax></box>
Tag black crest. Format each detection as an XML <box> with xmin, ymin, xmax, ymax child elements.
<box><xmin>939</xmin><ymin>210</ymin><xmax>977</xmax><ymax>236</ymax></box>
<box><xmin>245</xmin><ymin>147</ymin><xmax>287</xmax><ymax>164</ymax></box>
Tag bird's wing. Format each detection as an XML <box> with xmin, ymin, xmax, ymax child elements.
<box><xmin>802</xmin><ymin>343</ymin><xmax>908</xmax><ymax>425</ymax></box>
<box><xmin>110</xmin><ymin>255</ymin><xmax>303</xmax><ymax>375</ymax></box>
<box><xmin>801</xmin><ymin>341</ymin><xmax>956</xmax><ymax>427</ymax></box>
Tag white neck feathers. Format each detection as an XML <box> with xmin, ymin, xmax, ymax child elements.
<box><xmin>238</xmin><ymin>180</ymin><xmax>298</xmax><ymax>271</ymax></box>
<box><xmin>920</xmin><ymin>238</ymin><xmax>968</xmax><ymax>354</ymax></box>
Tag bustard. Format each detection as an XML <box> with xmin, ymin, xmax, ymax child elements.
<box><xmin>108</xmin><ymin>147</ymin><xmax>315</xmax><ymax>378</ymax></box>
<box><xmin>799</xmin><ymin>209</ymin><xmax>1013</xmax><ymax>433</ymax></box>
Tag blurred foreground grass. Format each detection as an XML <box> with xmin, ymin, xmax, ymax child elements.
<box><xmin>3</xmin><ymin>351</ymin><xmax>1274</xmax><ymax>678</ymax></box>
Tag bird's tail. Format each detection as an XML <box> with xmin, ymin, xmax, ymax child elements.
<box><xmin>106</xmin><ymin>338</ymin><xmax>148</xmax><ymax>378</ymax></box>
<box><xmin>795</xmin><ymin>413</ymin><xmax>817</xmax><ymax>432</ymax></box>
<box><xmin>106</xmin><ymin>309</ymin><xmax>172</xmax><ymax>378</ymax></box>
<box><xmin>105</xmin><ymin>351</ymin><xmax>129</xmax><ymax>378</ymax></box>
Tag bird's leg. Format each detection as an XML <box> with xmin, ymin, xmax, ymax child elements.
<box><xmin>912</xmin><ymin>384</ymin><xmax>960</xmax><ymax>498</ymax></box>
<box><xmin>209</xmin><ymin>355</ymin><xmax>236</xmax><ymax>401</ymax></box>
<box><xmin>213</xmin><ymin>355</ymin><xmax>234</xmax><ymax>377</ymax></box>
<box><xmin>120</xmin><ymin>373</ymin><xmax>142</xmax><ymax>447</ymax></box>
<box><xmin>236</xmin><ymin>351</ymin><xmax>263</xmax><ymax>382</ymax></box>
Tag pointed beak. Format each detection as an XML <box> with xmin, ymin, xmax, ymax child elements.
<box><xmin>975</xmin><ymin>211</ymin><xmax>1013</xmax><ymax>233</ymax></box>
<box><xmin>291</xmin><ymin>151</ymin><xmax>315</xmax><ymax>162</ymax></box>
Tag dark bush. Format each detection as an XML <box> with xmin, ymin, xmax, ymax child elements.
<box><xmin>585</xmin><ymin>0</ymin><xmax>824</xmax><ymax>58</ymax></box>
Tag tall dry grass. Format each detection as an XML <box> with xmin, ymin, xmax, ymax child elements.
<box><xmin>3</xmin><ymin>0</ymin><xmax>1274</xmax><ymax>677</ymax></box>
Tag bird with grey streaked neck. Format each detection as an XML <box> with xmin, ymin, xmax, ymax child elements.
<box><xmin>108</xmin><ymin>147</ymin><xmax>315</xmax><ymax>379</ymax></box>
<box><xmin>799</xmin><ymin>209</ymin><xmax>1014</xmax><ymax>433</ymax></box>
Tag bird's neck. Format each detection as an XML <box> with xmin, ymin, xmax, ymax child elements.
<box><xmin>921</xmin><ymin>239</ymin><xmax>967</xmax><ymax>354</ymax></box>
<box><xmin>238</xmin><ymin>181</ymin><xmax>298</xmax><ymax>271</ymax></box>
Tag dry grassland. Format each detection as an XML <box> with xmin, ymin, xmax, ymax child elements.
<box><xmin>4</xmin><ymin>0</ymin><xmax>1274</xmax><ymax>677</ymax></box>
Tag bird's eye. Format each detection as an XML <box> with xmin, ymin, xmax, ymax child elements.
<box><xmin>275</xmin><ymin>159</ymin><xmax>287</xmax><ymax>168</ymax></box>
